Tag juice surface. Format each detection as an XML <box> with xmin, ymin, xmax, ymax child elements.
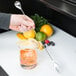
<box><xmin>20</xmin><ymin>49</ymin><xmax>37</xmax><ymax>66</ymax></box>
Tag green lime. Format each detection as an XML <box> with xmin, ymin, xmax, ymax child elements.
<box><xmin>36</xmin><ymin>32</ymin><xmax>47</xmax><ymax>41</ymax></box>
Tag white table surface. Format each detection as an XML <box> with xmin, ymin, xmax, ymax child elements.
<box><xmin>0</xmin><ymin>25</ymin><xmax>76</xmax><ymax>76</ymax></box>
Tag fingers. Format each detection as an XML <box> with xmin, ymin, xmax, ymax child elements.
<box><xmin>9</xmin><ymin>23</ymin><xmax>35</xmax><ymax>32</ymax></box>
<box><xmin>22</xmin><ymin>19</ymin><xmax>35</xmax><ymax>30</ymax></box>
<box><xmin>9</xmin><ymin>24</ymin><xmax>26</xmax><ymax>32</ymax></box>
<box><xmin>18</xmin><ymin>24</ymin><xmax>31</xmax><ymax>32</ymax></box>
<box><xmin>19</xmin><ymin>24</ymin><xmax>28</xmax><ymax>32</ymax></box>
<box><xmin>22</xmin><ymin>15</ymin><xmax>35</xmax><ymax>27</ymax></box>
<box><xmin>9</xmin><ymin>14</ymin><xmax>35</xmax><ymax>32</ymax></box>
<box><xmin>20</xmin><ymin>24</ymin><xmax>35</xmax><ymax>32</ymax></box>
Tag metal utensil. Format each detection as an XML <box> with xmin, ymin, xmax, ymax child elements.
<box><xmin>14</xmin><ymin>1</ymin><xmax>25</xmax><ymax>15</ymax></box>
<box><xmin>45</xmin><ymin>45</ymin><xmax>60</xmax><ymax>73</ymax></box>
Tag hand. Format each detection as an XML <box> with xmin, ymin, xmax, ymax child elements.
<box><xmin>9</xmin><ymin>14</ymin><xmax>35</xmax><ymax>32</ymax></box>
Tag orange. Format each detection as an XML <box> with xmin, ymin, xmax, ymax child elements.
<box><xmin>23</xmin><ymin>30</ymin><xmax>36</xmax><ymax>39</ymax></box>
<box><xmin>40</xmin><ymin>24</ymin><xmax>53</xmax><ymax>37</ymax></box>
<box><xmin>17</xmin><ymin>33</ymin><xmax>26</xmax><ymax>40</ymax></box>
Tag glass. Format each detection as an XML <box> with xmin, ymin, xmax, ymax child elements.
<box><xmin>20</xmin><ymin>49</ymin><xmax>37</xmax><ymax>69</ymax></box>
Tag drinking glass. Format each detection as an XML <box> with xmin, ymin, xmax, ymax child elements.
<box><xmin>20</xmin><ymin>49</ymin><xmax>37</xmax><ymax>69</ymax></box>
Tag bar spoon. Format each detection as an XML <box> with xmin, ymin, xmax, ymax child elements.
<box><xmin>14</xmin><ymin>1</ymin><xmax>25</xmax><ymax>15</ymax></box>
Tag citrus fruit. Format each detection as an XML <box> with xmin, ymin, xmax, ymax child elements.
<box><xmin>40</xmin><ymin>24</ymin><xmax>53</xmax><ymax>37</ymax></box>
<box><xmin>17</xmin><ymin>33</ymin><xmax>26</xmax><ymax>40</ymax></box>
<box><xmin>36</xmin><ymin>32</ymin><xmax>47</xmax><ymax>41</ymax></box>
<box><xmin>23</xmin><ymin>30</ymin><xmax>36</xmax><ymax>39</ymax></box>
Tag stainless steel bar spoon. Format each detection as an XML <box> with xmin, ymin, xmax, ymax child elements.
<box><xmin>45</xmin><ymin>45</ymin><xmax>61</xmax><ymax>73</ymax></box>
<box><xmin>14</xmin><ymin>1</ymin><xmax>25</xmax><ymax>15</ymax></box>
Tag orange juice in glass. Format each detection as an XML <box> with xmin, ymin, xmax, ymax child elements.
<box><xmin>20</xmin><ymin>49</ymin><xmax>37</xmax><ymax>69</ymax></box>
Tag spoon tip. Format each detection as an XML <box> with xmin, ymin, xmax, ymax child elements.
<box><xmin>14</xmin><ymin>1</ymin><xmax>21</xmax><ymax>9</ymax></box>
